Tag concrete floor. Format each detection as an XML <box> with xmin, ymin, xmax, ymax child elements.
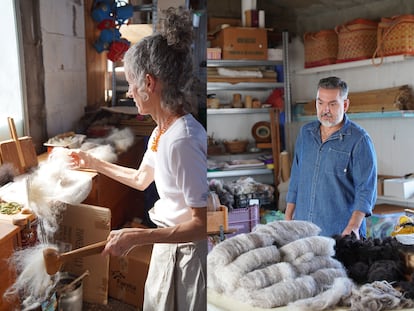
<box><xmin>83</xmin><ymin>297</ymin><xmax>137</xmax><ymax>310</ymax></box>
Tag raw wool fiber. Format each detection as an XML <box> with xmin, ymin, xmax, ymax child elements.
<box><xmin>347</xmin><ymin>281</ymin><xmax>414</xmax><ymax>311</ymax></box>
<box><xmin>28</xmin><ymin>147</ymin><xmax>92</xmax><ymax>240</ymax></box>
<box><xmin>280</xmin><ymin>236</ymin><xmax>336</xmax><ymax>262</ymax></box>
<box><xmin>293</xmin><ymin>255</ymin><xmax>344</xmax><ymax>276</ymax></box>
<box><xmin>5</xmin><ymin>147</ymin><xmax>93</xmax><ymax>309</ymax></box>
<box><xmin>234</xmin><ymin>268</ymin><xmax>347</xmax><ymax>309</ymax></box>
<box><xmin>253</xmin><ymin>220</ymin><xmax>321</xmax><ymax>247</ymax></box>
<box><xmin>208</xmin><ymin>220</ymin><xmax>349</xmax><ymax>308</ymax></box>
<box><xmin>106</xmin><ymin>127</ymin><xmax>135</xmax><ymax>153</ymax></box>
<box><xmin>290</xmin><ymin>277</ymin><xmax>355</xmax><ymax>310</ymax></box>
<box><xmin>79</xmin><ymin>127</ymin><xmax>135</xmax><ymax>163</ymax></box>
<box><xmin>239</xmin><ymin>261</ymin><xmax>296</xmax><ymax>290</ymax></box>
<box><xmin>82</xmin><ymin>144</ymin><xmax>118</xmax><ymax>163</ymax></box>
<box><xmin>217</xmin><ymin>245</ymin><xmax>280</xmax><ymax>290</ymax></box>
<box><xmin>207</xmin><ymin>232</ymin><xmax>277</xmax><ymax>293</ymax></box>
<box><xmin>207</xmin><ymin>232</ymin><xmax>277</xmax><ymax>266</ymax></box>
<box><xmin>334</xmin><ymin>234</ymin><xmax>406</xmax><ymax>285</ymax></box>
<box><xmin>4</xmin><ymin>244</ymin><xmax>61</xmax><ymax>310</ymax></box>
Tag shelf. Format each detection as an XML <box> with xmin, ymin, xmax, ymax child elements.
<box><xmin>207</xmin><ymin>168</ymin><xmax>273</xmax><ymax>179</ymax></box>
<box><xmin>294</xmin><ymin>110</ymin><xmax>414</xmax><ymax>122</ymax></box>
<box><xmin>208</xmin><ymin>77</ymin><xmax>277</xmax><ymax>83</ymax></box>
<box><xmin>207</xmin><ymin>107</ymin><xmax>270</xmax><ymax>115</ymax></box>
<box><xmin>376</xmin><ymin>195</ymin><xmax>414</xmax><ymax>208</ymax></box>
<box><xmin>207</xmin><ymin>60</ymin><xmax>282</xmax><ymax>67</ymax></box>
<box><xmin>207</xmin><ymin>81</ymin><xmax>282</xmax><ymax>91</ymax></box>
<box><xmin>296</xmin><ymin>55</ymin><xmax>413</xmax><ymax>75</ymax></box>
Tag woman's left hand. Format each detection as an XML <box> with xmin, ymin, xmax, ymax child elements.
<box><xmin>69</xmin><ymin>149</ymin><xmax>95</xmax><ymax>170</ymax></box>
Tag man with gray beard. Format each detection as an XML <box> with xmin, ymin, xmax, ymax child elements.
<box><xmin>285</xmin><ymin>76</ymin><xmax>377</xmax><ymax>238</ymax></box>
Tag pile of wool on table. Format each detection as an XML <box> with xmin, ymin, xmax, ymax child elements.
<box><xmin>207</xmin><ymin>220</ymin><xmax>414</xmax><ymax>310</ymax></box>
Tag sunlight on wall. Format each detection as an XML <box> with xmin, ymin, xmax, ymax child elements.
<box><xmin>0</xmin><ymin>0</ymin><xmax>24</xmax><ymax>141</ymax></box>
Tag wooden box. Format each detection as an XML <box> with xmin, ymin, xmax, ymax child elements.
<box><xmin>207</xmin><ymin>205</ymin><xmax>229</xmax><ymax>233</ymax></box>
<box><xmin>211</xmin><ymin>27</ymin><xmax>268</xmax><ymax>60</ymax></box>
<box><xmin>0</xmin><ymin>222</ymin><xmax>21</xmax><ymax>310</ymax></box>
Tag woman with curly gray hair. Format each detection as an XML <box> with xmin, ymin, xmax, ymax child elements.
<box><xmin>71</xmin><ymin>7</ymin><xmax>207</xmax><ymax>310</ymax></box>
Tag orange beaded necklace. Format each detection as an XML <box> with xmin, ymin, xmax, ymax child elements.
<box><xmin>150</xmin><ymin>115</ymin><xmax>175</xmax><ymax>152</ymax></box>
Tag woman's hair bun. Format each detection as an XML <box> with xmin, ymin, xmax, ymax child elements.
<box><xmin>160</xmin><ymin>6</ymin><xmax>193</xmax><ymax>51</ymax></box>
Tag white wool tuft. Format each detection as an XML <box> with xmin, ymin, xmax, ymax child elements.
<box><xmin>86</xmin><ymin>144</ymin><xmax>118</xmax><ymax>163</ymax></box>
<box><xmin>30</xmin><ymin>147</ymin><xmax>92</xmax><ymax>205</ymax></box>
<box><xmin>4</xmin><ymin>244</ymin><xmax>61</xmax><ymax>310</ymax></box>
<box><xmin>28</xmin><ymin>147</ymin><xmax>92</xmax><ymax>239</ymax></box>
<box><xmin>106</xmin><ymin>127</ymin><xmax>135</xmax><ymax>152</ymax></box>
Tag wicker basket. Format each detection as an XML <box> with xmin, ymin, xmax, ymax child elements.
<box><xmin>373</xmin><ymin>14</ymin><xmax>414</xmax><ymax>64</ymax></box>
<box><xmin>335</xmin><ymin>18</ymin><xmax>378</xmax><ymax>63</ymax></box>
<box><xmin>304</xmin><ymin>30</ymin><xmax>338</xmax><ymax>68</ymax></box>
<box><xmin>223</xmin><ymin>140</ymin><xmax>248</xmax><ymax>154</ymax></box>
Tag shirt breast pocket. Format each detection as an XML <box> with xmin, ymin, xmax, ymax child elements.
<box><xmin>325</xmin><ymin>148</ymin><xmax>350</xmax><ymax>176</ymax></box>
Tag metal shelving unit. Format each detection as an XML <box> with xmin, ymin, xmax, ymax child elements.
<box><xmin>207</xmin><ymin>31</ymin><xmax>290</xmax><ymax>183</ymax></box>
<box><xmin>207</xmin><ymin>107</ymin><xmax>271</xmax><ymax>115</ymax></box>
<box><xmin>207</xmin><ymin>168</ymin><xmax>273</xmax><ymax>178</ymax></box>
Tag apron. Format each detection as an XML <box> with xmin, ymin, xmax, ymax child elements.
<box><xmin>143</xmin><ymin>239</ymin><xmax>207</xmax><ymax>311</ymax></box>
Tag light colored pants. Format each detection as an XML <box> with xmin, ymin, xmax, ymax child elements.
<box><xmin>143</xmin><ymin>240</ymin><xmax>207</xmax><ymax>311</ymax></box>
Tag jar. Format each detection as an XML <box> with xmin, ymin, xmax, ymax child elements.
<box><xmin>245</xmin><ymin>95</ymin><xmax>253</xmax><ymax>108</ymax></box>
<box><xmin>232</xmin><ymin>93</ymin><xmax>242</xmax><ymax>108</ymax></box>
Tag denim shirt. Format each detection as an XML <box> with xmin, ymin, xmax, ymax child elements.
<box><xmin>286</xmin><ymin>114</ymin><xmax>377</xmax><ymax>237</ymax></box>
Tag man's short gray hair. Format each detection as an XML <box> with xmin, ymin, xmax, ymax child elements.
<box><xmin>318</xmin><ymin>76</ymin><xmax>349</xmax><ymax>99</ymax></box>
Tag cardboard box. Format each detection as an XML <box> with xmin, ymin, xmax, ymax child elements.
<box><xmin>108</xmin><ymin>244</ymin><xmax>153</xmax><ymax>308</ymax></box>
<box><xmin>54</xmin><ymin>203</ymin><xmax>111</xmax><ymax>305</ymax></box>
<box><xmin>211</xmin><ymin>27</ymin><xmax>268</xmax><ymax>60</ymax></box>
<box><xmin>377</xmin><ymin>175</ymin><xmax>399</xmax><ymax>196</ymax></box>
<box><xmin>383</xmin><ymin>178</ymin><xmax>414</xmax><ymax>199</ymax></box>
<box><xmin>208</xmin><ymin>17</ymin><xmax>241</xmax><ymax>33</ymax></box>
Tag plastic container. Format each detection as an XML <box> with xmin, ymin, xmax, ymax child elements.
<box><xmin>227</xmin><ymin>204</ymin><xmax>260</xmax><ymax>238</ymax></box>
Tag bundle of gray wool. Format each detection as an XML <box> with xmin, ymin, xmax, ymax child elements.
<box><xmin>207</xmin><ymin>220</ymin><xmax>414</xmax><ymax>310</ymax></box>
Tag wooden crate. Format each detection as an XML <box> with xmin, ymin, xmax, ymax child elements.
<box><xmin>303</xmin><ymin>85</ymin><xmax>414</xmax><ymax>115</ymax></box>
<box><xmin>207</xmin><ymin>205</ymin><xmax>229</xmax><ymax>233</ymax></box>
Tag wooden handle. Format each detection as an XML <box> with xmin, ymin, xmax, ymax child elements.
<box><xmin>60</xmin><ymin>240</ymin><xmax>107</xmax><ymax>262</ymax></box>
<box><xmin>7</xmin><ymin>117</ymin><xmax>26</xmax><ymax>169</ymax></box>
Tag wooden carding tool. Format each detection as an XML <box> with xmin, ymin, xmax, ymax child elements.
<box><xmin>0</xmin><ymin>118</ymin><xmax>38</xmax><ymax>174</ymax></box>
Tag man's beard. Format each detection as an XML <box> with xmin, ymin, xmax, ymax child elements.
<box><xmin>318</xmin><ymin>112</ymin><xmax>341</xmax><ymax>127</ymax></box>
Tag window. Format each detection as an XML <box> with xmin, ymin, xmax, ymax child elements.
<box><xmin>0</xmin><ymin>0</ymin><xmax>25</xmax><ymax>141</ymax></box>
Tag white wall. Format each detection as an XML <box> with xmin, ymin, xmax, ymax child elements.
<box><xmin>40</xmin><ymin>0</ymin><xmax>87</xmax><ymax>137</ymax></box>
